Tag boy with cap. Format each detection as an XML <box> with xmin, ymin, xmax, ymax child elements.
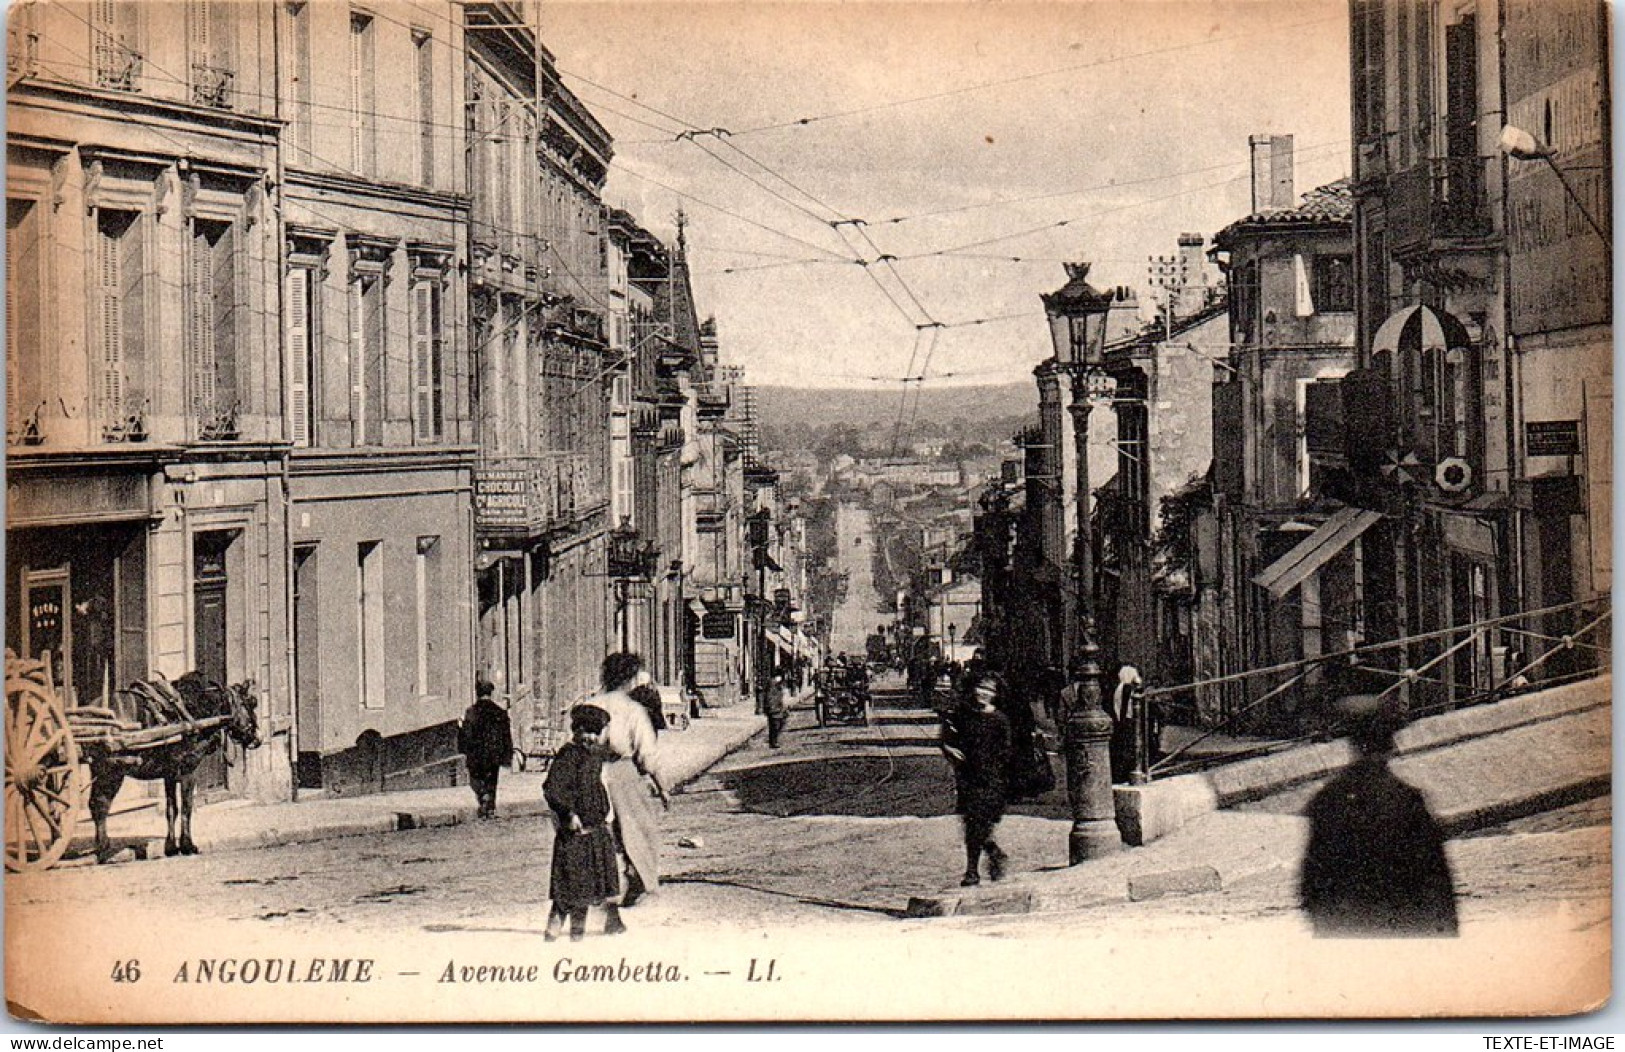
<box><xmin>544</xmin><ymin>704</ymin><xmax>627</xmax><ymax>941</ymax></box>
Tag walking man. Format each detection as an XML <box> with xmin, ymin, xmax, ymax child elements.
<box><xmin>459</xmin><ymin>678</ymin><xmax>514</xmax><ymax>820</ymax></box>
<box><xmin>941</xmin><ymin>673</ymin><xmax>1012</xmax><ymax>887</ymax></box>
<box><xmin>762</xmin><ymin>670</ymin><xmax>789</xmax><ymax>748</ymax></box>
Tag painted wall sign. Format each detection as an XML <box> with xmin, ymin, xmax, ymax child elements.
<box><xmin>1526</xmin><ymin>420</ymin><xmax>1582</xmax><ymax>457</ymax></box>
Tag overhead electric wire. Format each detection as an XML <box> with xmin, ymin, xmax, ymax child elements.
<box><xmin>873</xmin><ymin>137</ymin><xmax>1352</xmax><ymax>226</ymax></box>
<box><xmin>608</xmin><ymin>162</ymin><xmax>854</xmax><ymax>261</ymax></box>
<box><xmin>611</xmin><ymin>12</ymin><xmax>1343</xmax><ymax>142</ymax></box>
<box><xmin>561</xmin><ymin>66</ymin><xmax>948</xmax><ymax>341</ymax></box>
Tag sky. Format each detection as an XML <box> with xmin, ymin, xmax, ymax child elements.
<box><xmin>539</xmin><ymin>0</ymin><xmax>1353</xmax><ymax>389</ymax></box>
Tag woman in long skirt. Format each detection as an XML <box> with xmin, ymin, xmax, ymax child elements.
<box><xmin>583</xmin><ymin>652</ymin><xmax>670</xmax><ymax>906</ymax></box>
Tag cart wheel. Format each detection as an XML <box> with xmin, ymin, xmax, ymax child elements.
<box><xmin>5</xmin><ymin>670</ymin><xmax>86</xmax><ymax>872</ymax></box>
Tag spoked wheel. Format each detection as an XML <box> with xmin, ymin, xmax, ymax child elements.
<box><xmin>5</xmin><ymin>657</ymin><xmax>86</xmax><ymax>872</ymax></box>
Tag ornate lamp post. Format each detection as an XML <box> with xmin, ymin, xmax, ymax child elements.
<box><xmin>1042</xmin><ymin>262</ymin><xmax>1121</xmax><ymax>864</ymax></box>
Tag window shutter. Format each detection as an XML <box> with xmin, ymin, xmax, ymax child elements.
<box><xmin>416</xmin><ymin>35</ymin><xmax>434</xmax><ymax>186</ymax></box>
<box><xmin>97</xmin><ymin>218</ymin><xmax>124</xmax><ymax>425</ymax></box>
<box><xmin>6</xmin><ymin>209</ymin><xmax>18</xmax><ymax>430</ymax></box>
<box><xmin>212</xmin><ymin>223</ymin><xmax>236</xmax><ymax>414</ymax></box>
<box><xmin>349</xmin><ymin>280</ymin><xmax>364</xmax><ymax>443</ymax></box>
<box><xmin>364</xmin><ymin>277</ymin><xmax>384</xmax><ymax>445</ymax></box>
<box><xmin>412</xmin><ymin>281</ymin><xmax>433</xmax><ymax>442</ymax></box>
<box><xmin>189</xmin><ymin>224</ymin><xmax>216</xmax><ymax>421</ymax></box>
<box><xmin>209</xmin><ymin>0</ymin><xmax>233</xmax><ymax>71</ymax></box>
<box><xmin>349</xmin><ymin>17</ymin><xmax>364</xmax><ymax>172</ymax></box>
<box><xmin>430</xmin><ymin>284</ymin><xmax>444</xmax><ymax>439</ymax></box>
<box><xmin>358</xmin><ymin>18</ymin><xmax>376</xmax><ymax>173</ymax></box>
<box><xmin>286</xmin><ymin>269</ymin><xmax>310</xmax><ymax>446</ymax></box>
<box><xmin>92</xmin><ymin>0</ymin><xmax>115</xmax><ymax>78</ymax></box>
<box><xmin>189</xmin><ymin>0</ymin><xmax>209</xmax><ymax>68</ymax></box>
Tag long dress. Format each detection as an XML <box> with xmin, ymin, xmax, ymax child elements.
<box><xmin>581</xmin><ymin>689</ymin><xmax>663</xmax><ymax>893</ymax></box>
<box><xmin>543</xmin><ymin>741</ymin><xmax>622</xmax><ymax>910</ymax></box>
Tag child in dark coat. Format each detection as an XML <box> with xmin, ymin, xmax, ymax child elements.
<box><xmin>941</xmin><ymin>674</ymin><xmax>1012</xmax><ymax>887</ymax></box>
<box><xmin>544</xmin><ymin>705</ymin><xmax>626</xmax><ymax>941</ymax></box>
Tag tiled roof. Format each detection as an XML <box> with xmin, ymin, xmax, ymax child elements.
<box><xmin>1215</xmin><ymin>179</ymin><xmax>1353</xmax><ymax>243</ymax></box>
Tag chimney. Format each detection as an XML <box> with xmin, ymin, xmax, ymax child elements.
<box><xmin>1250</xmin><ymin>133</ymin><xmax>1295</xmax><ymax>211</ymax></box>
<box><xmin>1175</xmin><ymin>233</ymin><xmax>1208</xmax><ymax>317</ymax></box>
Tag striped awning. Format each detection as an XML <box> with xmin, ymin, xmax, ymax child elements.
<box><xmin>1371</xmin><ymin>304</ymin><xmax>1472</xmax><ymax>355</ymax></box>
<box><xmin>1252</xmin><ymin>507</ymin><xmax>1383</xmax><ymax>599</ymax></box>
<box><xmin>764</xmin><ymin>626</ymin><xmax>797</xmax><ymax>658</ymax></box>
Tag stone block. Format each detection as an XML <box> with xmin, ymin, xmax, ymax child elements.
<box><xmin>903</xmin><ymin>897</ymin><xmax>944</xmax><ymax>918</ymax></box>
<box><xmin>1127</xmin><ymin>865</ymin><xmax>1221</xmax><ymax>902</ymax></box>
<box><xmin>1114</xmin><ymin>775</ymin><xmax>1218</xmax><ymax>845</ymax></box>
<box><xmin>950</xmin><ymin>887</ymin><xmax>1034</xmax><ymax>916</ymax></box>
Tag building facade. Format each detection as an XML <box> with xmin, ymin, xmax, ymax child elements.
<box><xmin>7</xmin><ymin>0</ymin><xmax>778</xmax><ymax>804</ymax></box>
<box><xmin>463</xmin><ymin>4</ymin><xmax>616</xmax><ymax>761</ymax></box>
<box><xmin>1207</xmin><ymin>171</ymin><xmax>1357</xmax><ymax>730</ymax></box>
<box><xmin>8</xmin><ymin>0</ymin><xmax>292</xmax><ymax>800</ymax></box>
<box><xmin>1332</xmin><ymin>0</ymin><xmax>1610</xmax><ymax>712</ymax></box>
<box><xmin>280</xmin><ymin>0</ymin><xmax>476</xmax><ymax>793</ymax></box>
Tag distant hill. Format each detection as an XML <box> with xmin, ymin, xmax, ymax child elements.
<box><xmin>757</xmin><ymin>382</ymin><xmax>1035</xmax><ymax>435</ymax></box>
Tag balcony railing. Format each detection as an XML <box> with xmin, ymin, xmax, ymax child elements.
<box><xmin>94</xmin><ymin>42</ymin><xmax>142</xmax><ymax>90</ymax></box>
<box><xmin>190</xmin><ymin>63</ymin><xmax>234</xmax><ymax>109</ymax></box>
<box><xmin>1388</xmin><ymin>156</ymin><xmax>1492</xmax><ymax>255</ymax></box>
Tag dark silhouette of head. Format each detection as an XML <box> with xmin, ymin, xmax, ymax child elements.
<box><xmin>1335</xmin><ymin>693</ymin><xmax>1404</xmax><ymax>757</ymax></box>
<box><xmin>571</xmin><ymin>704</ymin><xmax>610</xmax><ymax>735</ymax></box>
<box><xmin>601</xmin><ymin>651</ymin><xmax>645</xmax><ymax>692</ymax></box>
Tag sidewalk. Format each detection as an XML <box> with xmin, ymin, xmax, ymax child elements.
<box><xmin>929</xmin><ymin>674</ymin><xmax>1612</xmax><ymax>918</ymax></box>
<box><xmin>75</xmin><ymin>704</ymin><xmax>766</xmax><ymax>864</ymax></box>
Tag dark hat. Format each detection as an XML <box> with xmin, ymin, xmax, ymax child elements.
<box><xmin>476</xmin><ymin>678</ymin><xmax>496</xmax><ymax>698</ymax></box>
<box><xmin>570</xmin><ymin>704</ymin><xmax>610</xmax><ymax>734</ymax></box>
<box><xmin>1333</xmin><ymin>693</ymin><xmax>1404</xmax><ymax>753</ymax></box>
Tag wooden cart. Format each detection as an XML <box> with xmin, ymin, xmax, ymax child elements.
<box><xmin>4</xmin><ymin>651</ymin><xmax>235</xmax><ymax>872</ymax></box>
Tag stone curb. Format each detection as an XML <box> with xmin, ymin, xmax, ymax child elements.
<box><xmin>1116</xmin><ymin>676</ymin><xmax>1610</xmax><ymax>846</ymax></box>
<box><xmin>96</xmin><ymin>714</ymin><xmax>768</xmax><ymax>864</ymax></box>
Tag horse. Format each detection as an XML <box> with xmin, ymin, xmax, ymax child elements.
<box><xmin>88</xmin><ymin>672</ymin><xmax>261</xmax><ymax>862</ymax></box>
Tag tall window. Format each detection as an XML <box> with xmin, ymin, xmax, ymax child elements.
<box><xmin>349</xmin><ymin>274</ymin><xmax>385</xmax><ymax>446</ymax></box>
<box><xmin>1311</xmin><ymin>255</ymin><xmax>1354</xmax><ymax>313</ymax></box>
<box><xmin>414</xmin><ymin>536</ymin><xmax>440</xmax><ymax>697</ymax></box>
<box><xmin>285</xmin><ymin>266</ymin><xmax>317</xmax><ymax>446</ymax></box>
<box><xmin>414</xmin><ymin>31</ymin><xmax>434</xmax><ymax>186</ymax></box>
<box><xmin>1351</xmin><ymin>0</ymin><xmax>1385</xmax><ymax>144</ymax></box>
<box><xmin>357</xmin><ymin>541</ymin><xmax>384</xmax><ymax>710</ymax></box>
<box><xmin>348</xmin><ymin>12</ymin><xmax>375</xmax><ymax>174</ymax></box>
<box><xmin>189</xmin><ymin>219</ymin><xmax>238</xmax><ymax>436</ymax></box>
<box><xmin>187</xmin><ymin>0</ymin><xmax>234</xmax><ymax>108</ymax></box>
<box><xmin>285</xmin><ymin>2</ymin><xmax>312</xmax><ymax>161</ymax></box>
<box><xmin>1117</xmin><ymin>402</ymin><xmax>1149</xmax><ymax>530</ymax></box>
<box><xmin>91</xmin><ymin>0</ymin><xmax>141</xmax><ymax>90</ymax></box>
<box><xmin>94</xmin><ymin>210</ymin><xmax>146</xmax><ymax>439</ymax></box>
<box><xmin>8</xmin><ymin>200</ymin><xmax>42</xmax><ymax>440</ymax></box>
<box><xmin>410</xmin><ymin>276</ymin><xmax>444</xmax><ymax>442</ymax></box>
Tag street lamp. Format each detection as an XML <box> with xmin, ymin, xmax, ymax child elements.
<box><xmin>1042</xmin><ymin>261</ymin><xmax>1122</xmax><ymax>864</ymax></box>
<box><xmin>1499</xmin><ymin>124</ymin><xmax>1609</xmax><ymax>243</ymax></box>
<box><xmin>948</xmin><ymin>622</ymin><xmax>958</xmax><ymax>662</ymax></box>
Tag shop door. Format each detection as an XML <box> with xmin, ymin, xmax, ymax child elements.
<box><xmin>21</xmin><ymin>568</ymin><xmax>72</xmax><ymax>704</ymax></box>
<box><xmin>192</xmin><ymin>533</ymin><xmax>234</xmax><ymax>792</ymax></box>
<box><xmin>293</xmin><ymin>545</ymin><xmax>322</xmax><ymax>788</ymax></box>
